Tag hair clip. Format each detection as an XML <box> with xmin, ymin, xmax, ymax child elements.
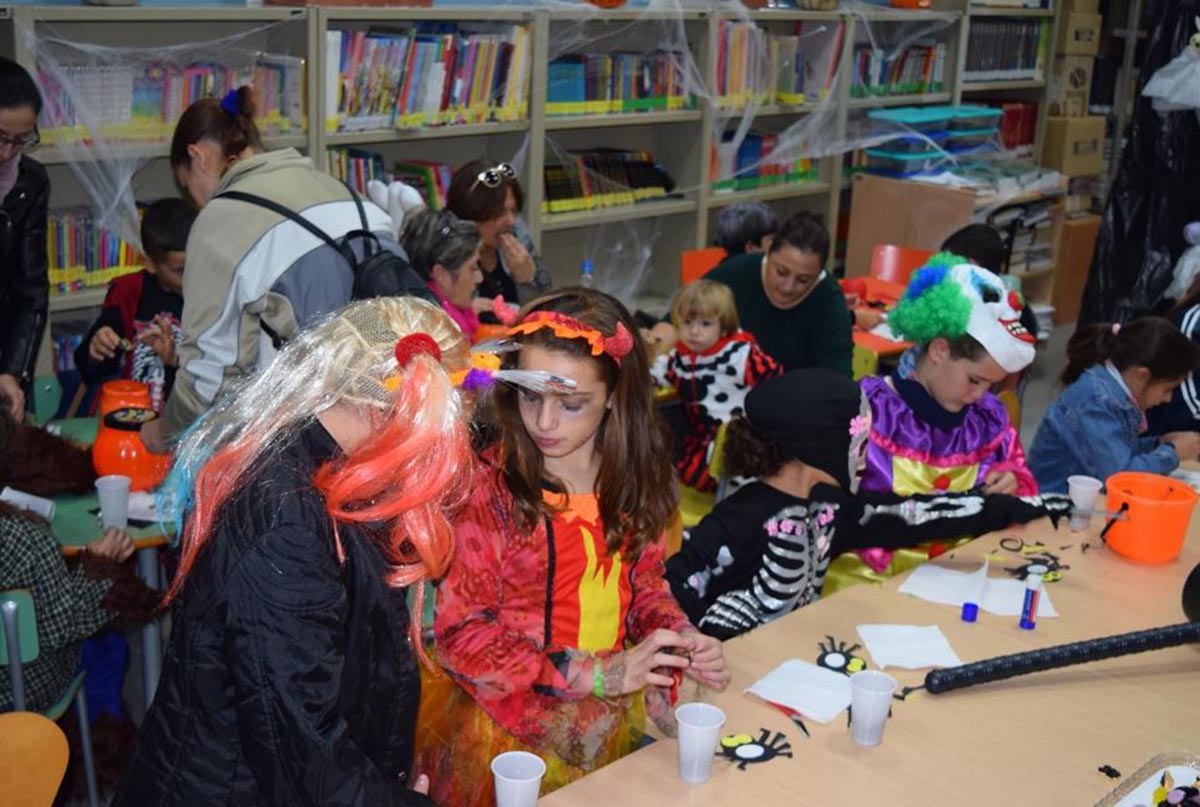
<box><xmin>849</xmin><ymin>414</ymin><xmax>870</xmax><ymax>438</ymax></box>
<box><xmin>395</xmin><ymin>333</ymin><xmax>441</xmax><ymax>367</ymax></box>
<box><xmin>219</xmin><ymin>89</ymin><xmax>241</xmax><ymax>117</ymax></box>
<box><xmin>507</xmin><ymin>311</ymin><xmax>634</xmax><ymax>366</ymax></box>
<box><xmin>492</xmin><ymin>295</ymin><xmax>520</xmax><ymax>326</ymax></box>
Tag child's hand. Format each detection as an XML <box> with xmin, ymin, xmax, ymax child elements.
<box><xmin>139</xmin><ymin>315</ymin><xmax>178</xmax><ymax>367</ymax></box>
<box><xmin>1164</xmin><ymin>431</ymin><xmax>1200</xmax><ymax>461</ymax></box>
<box><xmin>89</xmin><ymin>326</ymin><xmax>124</xmax><ymax>361</ymax></box>
<box><xmin>602</xmin><ymin>628</ymin><xmax>691</xmax><ymax>695</ymax></box>
<box><xmin>497</xmin><ymin>232</ymin><xmax>536</xmax><ymax>284</ymax></box>
<box><xmin>983</xmin><ymin>470</ymin><xmax>1018</xmax><ymax>495</ymax></box>
<box><xmin>681</xmin><ymin>629</ymin><xmax>731</xmax><ymax>690</ymax></box>
<box><xmin>87</xmin><ymin>528</ymin><xmax>135</xmax><ymax>563</ymax></box>
<box><xmin>853</xmin><ymin>308</ymin><xmax>886</xmax><ymax>331</ymax></box>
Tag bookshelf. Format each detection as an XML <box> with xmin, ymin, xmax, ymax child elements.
<box><xmin>0</xmin><ymin>2</ymin><xmax>1084</xmax><ymax>373</ymax></box>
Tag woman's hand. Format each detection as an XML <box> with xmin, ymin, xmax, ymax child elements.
<box><xmin>88</xmin><ymin>326</ymin><xmax>124</xmax><ymax>361</ymax></box>
<box><xmin>983</xmin><ymin>470</ymin><xmax>1018</xmax><ymax>495</ymax></box>
<box><xmin>601</xmin><ymin>628</ymin><xmax>690</xmax><ymax>695</ymax></box>
<box><xmin>681</xmin><ymin>629</ymin><xmax>731</xmax><ymax>690</ymax></box>
<box><xmin>0</xmin><ymin>374</ymin><xmax>24</xmax><ymax>422</ymax></box>
<box><xmin>1164</xmin><ymin>431</ymin><xmax>1200</xmax><ymax>462</ymax></box>
<box><xmin>497</xmin><ymin>232</ymin><xmax>536</xmax><ymax>284</ymax></box>
<box><xmin>87</xmin><ymin>528</ymin><xmax>135</xmax><ymax>563</ymax></box>
<box><xmin>853</xmin><ymin>308</ymin><xmax>885</xmax><ymax>331</ymax></box>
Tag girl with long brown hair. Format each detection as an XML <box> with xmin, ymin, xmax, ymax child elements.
<box><xmin>415</xmin><ymin>288</ymin><xmax>729</xmax><ymax>806</ymax></box>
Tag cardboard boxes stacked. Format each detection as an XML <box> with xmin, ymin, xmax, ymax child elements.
<box><xmin>1042</xmin><ymin>0</ymin><xmax>1105</xmax><ymax>178</ymax></box>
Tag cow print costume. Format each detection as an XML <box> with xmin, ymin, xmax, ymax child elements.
<box><xmin>651</xmin><ymin>331</ymin><xmax>781</xmax><ymax>492</ymax></box>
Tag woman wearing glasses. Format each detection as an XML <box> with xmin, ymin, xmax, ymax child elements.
<box><xmin>446</xmin><ymin>160</ymin><xmax>551</xmax><ymax>311</ymax></box>
<box><xmin>0</xmin><ymin>58</ymin><xmax>49</xmax><ymax>423</ymax></box>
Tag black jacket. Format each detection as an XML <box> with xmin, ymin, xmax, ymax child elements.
<box><xmin>0</xmin><ymin>157</ymin><xmax>49</xmax><ymax>382</ymax></box>
<box><xmin>115</xmin><ymin>422</ymin><xmax>434</xmax><ymax>806</ymax></box>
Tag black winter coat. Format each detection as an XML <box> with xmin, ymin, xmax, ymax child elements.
<box><xmin>115</xmin><ymin>422</ymin><xmax>434</xmax><ymax>806</ymax></box>
<box><xmin>0</xmin><ymin>157</ymin><xmax>49</xmax><ymax>382</ymax></box>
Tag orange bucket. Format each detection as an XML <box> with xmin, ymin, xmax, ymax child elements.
<box><xmin>1103</xmin><ymin>472</ymin><xmax>1197</xmax><ymax>564</ymax></box>
<box><xmin>97</xmin><ymin>380</ymin><xmax>152</xmax><ymax>418</ymax></box>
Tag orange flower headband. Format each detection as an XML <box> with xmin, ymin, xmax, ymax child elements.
<box><xmin>506</xmin><ymin>311</ymin><xmax>635</xmax><ymax>366</ymax></box>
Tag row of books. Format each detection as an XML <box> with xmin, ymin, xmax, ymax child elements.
<box><xmin>546</xmin><ymin>52</ymin><xmax>691</xmax><ymax>117</ymax></box>
<box><xmin>994</xmin><ymin>101</ymin><xmax>1039</xmax><ymax>152</ymax></box>
<box><xmin>327</xmin><ymin>147</ymin><xmax>455</xmax><ymax>209</ymax></box>
<box><xmin>38</xmin><ymin>56</ymin><xmax>305</xmax><ymax>145</ymax></box>
<box><xmin>47</xmin><ymin>208</ymin><xmax>140</xmax><ymax>295</ymax></box>
<box><xmin>715</xmin><ymin>20</ymin><xmax>843</xmax><ymax>108</ymax></box>
<box><xmin>327</xmin><ymin>148</ymin><xmax>388</xmax><ymax>196</ymax></box>
<box><xmin>962</xmin><ymin>19</ymin><xmax>1049</xmax><ymax>83</ymax></box>
<box><xmin>543</xmin><ymin>150</ymin><xmax>677</xmax><ymax>215</ymax></box>
<box><xmin>711</xmin><ymin>131</ymin><xmax>817</xmax><ymax>193</ymax></box>
<box><xmin>848</xmin><ymin>40</ymin><xmax>948</xmax><ymax>98</ymax></box>
<box><xmin>324</xmin><ymin>24</ymin><xmax>531</xmax><ymax>133</ymax></box>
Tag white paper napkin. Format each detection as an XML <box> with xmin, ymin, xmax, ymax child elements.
<box><xmin>745</xmin><ymin>659</ymin><xmax>852</xmax><ymax>724</ymax></box>
<box><xmin>128</xmin><ymin>491</ymin><xmax>160</xmax><ymax>524</ymax></box>
<box><xmin>856</xmin><ymin>624</ymin><xmax>963</xmax><ymax>670</ymax></box>
<box><xmin>897</xmin><ymin>562</ymin><xmax>1058</xmax><ymax>618</ymax></box>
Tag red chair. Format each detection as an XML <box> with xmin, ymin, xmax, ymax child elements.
<box><xmin>680</xmin><ymin>247</ymin><xmax>726</xmax><ymax>286</ymax></box>
<box><xmin>869</xmin><ymin>244</ymin><xmax>933</xmax><ymax>285</ymax></box>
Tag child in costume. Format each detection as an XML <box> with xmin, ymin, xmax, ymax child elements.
<box><xmin>117</xmin><ymin>297</ymin><xmax>473</xmax><ymax>806</ymax></box>
<box><xmin>75</xmin><ymin>199</ymin><xmax>197</xmax><ymax>412</ymax></box>
<box><xmin>824</xmin><ymin>258</ymin><xmax>1039</xmax><ymax>594</ymax></box>
<box><xmin>416</xmin><ymin>289</ymin><xmax>729</xmax><ymax>807</ymax></box>
<box><xmin>651</xmin><ymin>279</ymin><xmax>781</xmax><ymax>492</ymax></box>
<box><xmin>1029</xmin><ymin>318</ymin><xmax>1200</xmax><ymax>493</ymax></box>
<box><xmin>666</xmin><ymin>370</ymin><xmax>1069</xmax><ymax>639</ymax></box>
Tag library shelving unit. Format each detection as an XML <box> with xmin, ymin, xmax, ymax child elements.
<box><xmin>0</xmin><ymin>1</ymin><xmax>1078</xmax><ymax>370</ymax></box>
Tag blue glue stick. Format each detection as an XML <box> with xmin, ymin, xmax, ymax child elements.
<box><xmin>1019</xmin><ymin>573</ymin><xmax>1043</xmax><ymax>630</ymax></box>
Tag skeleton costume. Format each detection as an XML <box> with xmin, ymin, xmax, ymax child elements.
<box><xmin>665</xmin><ymin>370</ymin><xmax>1068</xmax><ymax>640</ymax></box>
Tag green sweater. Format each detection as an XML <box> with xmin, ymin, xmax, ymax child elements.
<box><xmin>705</xmin><ymin>252</ymin><xmax>853</xmax><ymax>376</ymax></box>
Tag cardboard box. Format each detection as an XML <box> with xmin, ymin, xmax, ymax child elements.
<box><xmin>1052</xmin><ymin>214</ymin><xmax>1101</xmax><ymax>325</ymax></box>
<box><xmin>1057</xmin><ymin>12</ymin><xmax>1102</xmax><ymax>55</ymax></box>
<box><xmin>1061</xmin><ymin>0</ymin><xmax>1099</xmax><ymax>12</ymax></box>
<box><xmin>1047</xmin><ymin>56</ymin><xmax>1094</xmax><ymax>116</ymax></box>
<box><xmin>1042</xmin><ymin>115</ymin><xmax>1106</xmax><ymax>176</ymax></box>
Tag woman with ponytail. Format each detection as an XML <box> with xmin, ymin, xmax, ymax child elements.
<box><xmin>141</xmin><ymin>87</ymin><xmax>425</xmax><ymax>454</ymax></box>
<box><xmin>116</xmin><ymin>297</ymin><xmax>471</xmax><ymax>806</ymax></box>
<box><xmin>1028</xmin><ymin>318</ymin><xmax>1200</xmax><ymax>493</ymax></box>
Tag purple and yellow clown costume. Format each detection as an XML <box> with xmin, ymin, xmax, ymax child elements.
<box><xmin>824</xmin><ymin>256</ymin><xmax>1039</xmax><ymax>594</ymax></box>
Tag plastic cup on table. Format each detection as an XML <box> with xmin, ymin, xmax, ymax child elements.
<box><xmin>849</xmin><ymin>670</ymin><xmax>898</xmax><ymax>747</ymax></box>
<box><xmin>490</xmin><ymin>751</ymin><xmax>545</xmax><ymax>807</ymax></box>
<box><xmin>1067</xmin><ymin>475</ymin><xmax>1102</xmax><ymax>531</ymax></box>
<box><xmin>95</xmin><ymin>474</ymin><xmax>132</xmax><ymax>530</ymax></box>
<box><xmin>675</xmin><ymin>702</ymin><xmax>726</xmax><ymax>784</ymax></box>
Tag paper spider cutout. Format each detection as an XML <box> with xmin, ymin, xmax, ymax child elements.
<box><xmin>1151</xmin><ymin>770</ymin><xmax>1200</xmax><ymax>807</ymax></box>
<box><xmin>815</xmin><ymin>635</ymin><xmax>867</xmax><ymax>675</ymax></box>
<box><xmin>1005</xmin><ymin>553</ymin><xmax>1070</xmax><ymax>583</ymax></box>
<box><xmin>718</xmin><ymin>730</ymin><xmax>793</xmax><ymax>770</ymax></box>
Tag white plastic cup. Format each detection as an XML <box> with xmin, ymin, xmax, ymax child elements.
<box><xmin>675</xmin><ymin>702</ymin><xmax>726</xmax><ymax>784</ymax></box>
<box><xmin>95</xmin><ymin>475</ymin><xmax>132</xmax><ymax>530</ymax></box>
<box><xmin>0</xmin><ymin>487</ymin><xmax>56</xmax><ymax>521</ymax></box>
<box><xmin>1067</xmin><ymin>475</ymin><xmax>1102</xmax><ymax>531</ymax></box>
<box><xmin>849</xmin><ymin>670</ymin><xmax>898</xmax><ymax>747</ymax></box>
<box><xmin>490</xmin><ymin>751</ymin><xmax>545</xmax><ymax>807</ymax></box>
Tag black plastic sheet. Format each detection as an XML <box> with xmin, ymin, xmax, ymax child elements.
<box><xmin>1080</xmin><ymin>0</ymin><xmax>1200</xmax><ymax>325</ymax></box>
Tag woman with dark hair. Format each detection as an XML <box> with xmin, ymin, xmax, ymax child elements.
<box><xmin>0</xmin><ymin>57</ymin><xmax>49</xmax><ymax>422</ymax></box>
<box><xmin>415</xmin><ymin>288</ymin><xmax>728</xmax><ymax>806</ymax></box>
<box><xmin>141</xmin><ymin>87</ymin><xmax>424</xmax><ymax>453</ymax></box>
<box><xmin>445</xmin><ymin>159</ymin><xmax>550</xmax><ymax>309</ymax></box>
<box><xmin>1029</xmin><ymin>317</ymin><xmax>1200</xmax><ymax>493</ymax></box>
<box><xmin>400</xmin><ymin>208</ymin><xmax>483</xmax><ymax>340</ymax></box>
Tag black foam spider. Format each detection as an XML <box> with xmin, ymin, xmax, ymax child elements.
<box><xmin>717</xmin><ymin>729</ymin><xmax>793</xmax><ymax>770</ymax></box>
<box><xmin>1005</xmin><ymin>552</ymin><xmax>1069</xmax><ymax>582</ymax></box>
<box><xmin>816</xmin><ymin>635</ymin><xmax>867</xmax><ymax>675</ymax></box>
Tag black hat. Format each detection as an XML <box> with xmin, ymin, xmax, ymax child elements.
<box><xmin>744</xmin><ymin>369</ymin><xmax>863</xmax><ymax>489</ymax></box>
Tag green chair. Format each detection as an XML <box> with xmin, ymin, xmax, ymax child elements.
<box><xmin>30</xmin><ymin>375</ymin><xmax>63</xmax><ymax>427</ymax></box>
<box><xmin>1</xmin><ymin>589</ymin><xmax>99</xmax><ymax>807</ymax></box>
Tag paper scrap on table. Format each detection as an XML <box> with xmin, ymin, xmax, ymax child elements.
<box><xmin>1171</xmin><ymin>467</ymin><xmax>1200</xmax><ymax>492</ymax></box>
<box><xmin>745</xmin><ymin>659</ymin><xmax>851</xmax><ymax>725</ymax></box>
<box><xmin>897</xmin><ymin>562</ymin><xmax>1058</xmax><ymax>618</ymax></box>
<box><xmin>856</xmin><ymin>624</ymin><xmax>963</xmax><ymax>670</ymax></box>
<box><xmin>869</xmin><ymin>322</ymin><xmax>899</xmax><ymax>342</ymax></box>
<box><xmin>127</xmin><ymin>491</ymin><xmax>161</xmax><ymax>524</ymax></box>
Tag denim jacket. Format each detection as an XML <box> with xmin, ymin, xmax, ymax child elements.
<box><xmin>1028</xmin><ymin>364</ymin><xmax>1178</xmax><ymax>493</ymax></box>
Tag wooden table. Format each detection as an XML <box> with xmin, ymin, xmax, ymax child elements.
<box><xmin>542</xmin><ymin>503</ymin><xmax>1200</xmax><ymax>806</ymax></box>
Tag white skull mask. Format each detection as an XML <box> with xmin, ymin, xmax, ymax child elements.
<box><xmin>948</xmin><ymin>264</ymin><xmax>1037</xmax><ymax>374</ymax></box>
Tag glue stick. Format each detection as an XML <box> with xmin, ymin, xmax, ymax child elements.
<box><xmin>1019</xmin><ymin>573</ymin><xmax>1043</xmax><ymax>630</ymax></box>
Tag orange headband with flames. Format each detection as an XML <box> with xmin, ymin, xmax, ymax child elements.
<box><xmin>506</xmin><ymin>311</ymin><xmax>635</xmax><ymax>366</ymax></box>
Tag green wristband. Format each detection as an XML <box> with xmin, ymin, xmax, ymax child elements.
<box><xmin>593</xmin><ymin>659</ymin><xmax>605</xmax><ymax>698</ymax></box>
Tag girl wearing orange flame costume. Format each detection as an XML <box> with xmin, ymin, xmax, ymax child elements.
<box><xmin>415</xmin><ymin>289</ymin><xmax>730</xmax><ymax>806</ymax></box>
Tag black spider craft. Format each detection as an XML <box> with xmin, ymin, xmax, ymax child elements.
<box><xmin>718</xmin><ymin>730</ymin><xmax>793</xmax><ymax>770</ymax></box>
<box><xmin>816</xmin><ymin>635</ymin><xmax>867</xmax><ymax>675</ymax></box>
<box><xmin>1005</xmin><ymin>553</ymin><xmax>1069</xmax><ymax>582</ymax></box>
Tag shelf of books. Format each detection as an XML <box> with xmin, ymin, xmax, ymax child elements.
<box><xmin>544</xmin><ymin>110</ymin><xmax>703</xmax><ymax>131</ymax></box>
<box><xmin>706</xmin><ymin>180</ymin><xmax>832</xmax><ymax>208</ymax></box>
<box><xmin>541</xmin><ymin>198</ymin><xmax>699</xmax><ymax>233</ymax></box>
<box><xmin>967</xmin><ymin>5</ymin><xmax>1055</xmax><ymax>18</ymax></box>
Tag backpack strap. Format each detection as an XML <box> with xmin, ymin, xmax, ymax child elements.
<box><xmin>340</xmin><ymin>182</ymin><xmax>380</xmax><ymax>257</ymax></box>
<box><xmin>216</xmin><ymin>190</ymin><xmax>359</xmax><ymax>269</ymax></box>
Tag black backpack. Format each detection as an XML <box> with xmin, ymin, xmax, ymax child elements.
<box><xmin>218</xmin><ymin>185</ymin><xmax>435</xmax><ymax>303</ymax></box>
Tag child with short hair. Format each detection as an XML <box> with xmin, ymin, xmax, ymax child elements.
<box><xmin>75</xmin><ymin>198</ymin><xmax>197</xmax><ymax>412</ymax></box>
<box><xmin>665</xmin><ymin>369</ymin><xmax>1069</xmax><ymax>639</ymax></box>
<box><xmin>1029</xmin><ymin>317</ymin><xmax>1200</xmax><ymax>492</ymax></box>
<box><xmin>652</xmin><ymin>279</ymin><xmax>781</xmax><ymax>492</ymax></box>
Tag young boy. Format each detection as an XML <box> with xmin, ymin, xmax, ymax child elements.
<box><xmin>75</xmin><ymin>199</ymin><xmax>196</xmax><ymax>412</ymax></box>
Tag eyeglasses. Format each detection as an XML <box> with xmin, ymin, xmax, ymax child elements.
<box><xmin>0</xmin><ymin>128</ymin><xmax>39</xmax><ymax>152</ymax></box>
<box><xmin>471</xmin><ymin>162</ymin><xmax>516</xmax><ymax>191</ymax></box>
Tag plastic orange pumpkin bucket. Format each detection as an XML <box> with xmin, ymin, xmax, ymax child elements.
<box><xmin>1103</xmin><ymin>472</ymin><xmax>1197</xmax><ymax>564</ymax></box>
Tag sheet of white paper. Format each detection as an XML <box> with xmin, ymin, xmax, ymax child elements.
<box><xmin>128</xmin><ymin>491</ymin><xmax>160</xmax><ymax>523</ymax></box>
<box><xmin>868</xmin><ymin>322</ymin><xmax>900</xmax><ymax>342</ymax></box>
<box><xmin>745</xmin><ymin>659</ymin><xmax>852</xmax><ymax>725</ymax></box>
<box><xmin>1171</xmin><ymin>467</ymin><xmax>1200</xmax><ymax>492</ymax></box>
<box><xmin>856</xmin><ymin>624</ymin><xmax>963</xmax><ymax>670</ymax></box>
<box><xmin>897</xmin><ymin>562</ymin><xmax>1058</xmax><ymax>618</ymax></box>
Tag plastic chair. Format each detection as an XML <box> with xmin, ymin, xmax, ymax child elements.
<box><xmin>30</xmin><ymin>375</ymin><xmax>63</xmax><ymax>427</ymax></box>
<box><xmin>868</xmin><ymin>244</ymin><xmax>933</xmax><ymax>285</ymax></box>
<box><xmin>1</xmin><ymin>589</ymin><xmax>100</xmax><ymax>807</ymax></box>
<box><xmin>680</xmin><ymin>247</ymin><xmax>726</xmax><ymax>286</ymax></box>
<box><xmin>0</xmin><ymin>711</ymin><xmax>69</xmax><ymax>807</ymax></box>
